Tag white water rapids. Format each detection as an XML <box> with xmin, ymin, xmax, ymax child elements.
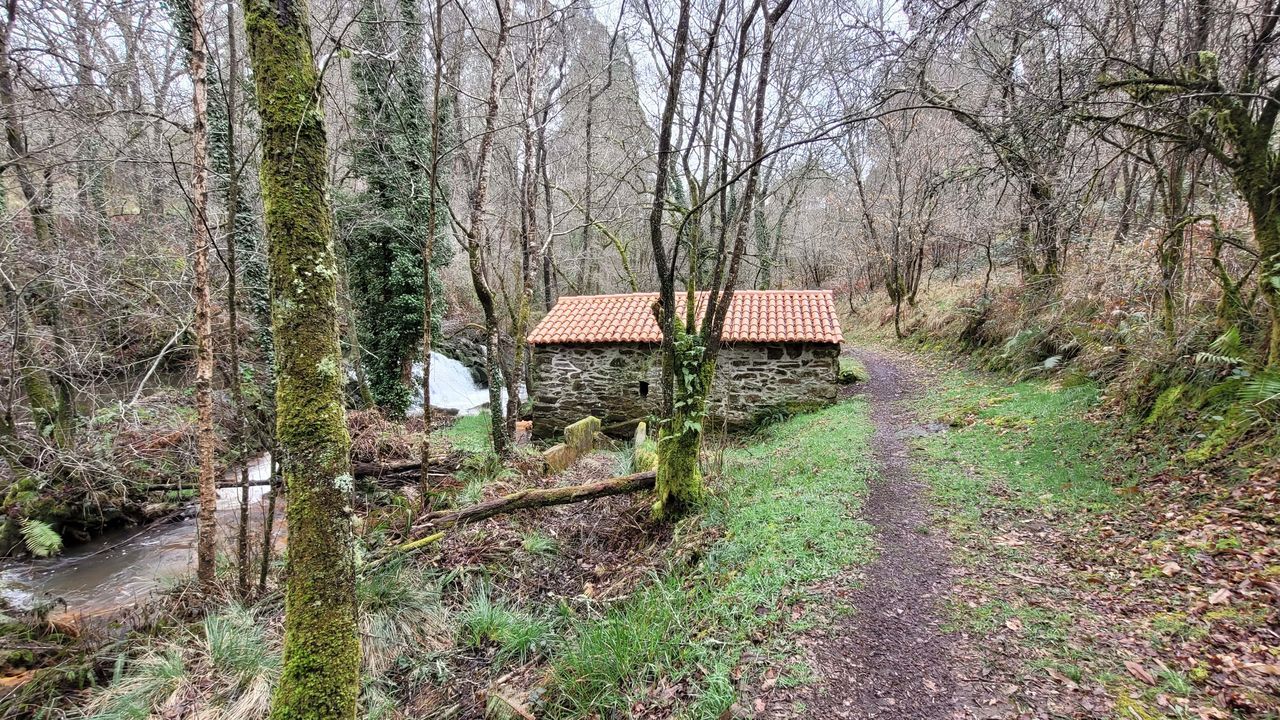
<box><xmin>409</xmin><ymin>351</ymin><xmax>520</xmax><ymax>416</ymax></box>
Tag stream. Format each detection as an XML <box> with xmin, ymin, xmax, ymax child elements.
<box><xmin>0</xmin><ymin>353</ymin><xmax>494</xmax><ymax>618</ymax></box>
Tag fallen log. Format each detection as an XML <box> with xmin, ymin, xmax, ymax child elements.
<box><xmin>426</xmin><ymin>469</ymin><xmax>655</xmax><ymax>530</ymax></box>
<box><xmin>144</xmin><ymin>479</ymin><xmax>273</xmax><ymax>492</ymax></box>
<box><xmin>365</xmin><ymin>470</ymin><xmax>656</xmax><ymax>569</ymax></box>
<box><xmin>350</xmin><ymin>456</ymin><xmax>459</xmax><ymax>478</ymax></box>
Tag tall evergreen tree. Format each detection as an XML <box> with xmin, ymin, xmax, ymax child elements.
<box><xmin>343</xmin><ymin>0</ymin><xmax>452</xmax><ymax>417</ymax></box>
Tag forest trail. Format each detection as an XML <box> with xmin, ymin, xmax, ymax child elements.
<box><xmin>801</xmin><ymin>349</ymin><xmax>977</xmax><ymax>719</ymax></box>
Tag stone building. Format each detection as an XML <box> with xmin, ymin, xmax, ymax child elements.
<box><xmin>527</xmin><ymin>290</ymin><xmax>843</xmax><ymax>440</ymax></box>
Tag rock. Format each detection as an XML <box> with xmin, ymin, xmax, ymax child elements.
<box><xmin>543</xmin><ymin>443</ymin><xmax>575</xmax><ymax>474</ymax></box>
<box><xmin>563</xmin><ymin>416</ymin><xmax>600</xmax><ymax>453</ymax></box>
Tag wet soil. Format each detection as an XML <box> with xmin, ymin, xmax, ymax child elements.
<box><xmin>798</xmin><ymin>348</ymin><xmax>977</xmax><ymax>719</ymax></box>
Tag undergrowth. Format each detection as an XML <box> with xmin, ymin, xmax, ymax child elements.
<box><xmin>910</xmin><ymin>364</ymin><xmax>1277</xmax><ymax>718</ymax></box>
<box><xmin>544</xmin><ymin>400</ymin><xmax>877</xmax><ymax>718</ymax></box>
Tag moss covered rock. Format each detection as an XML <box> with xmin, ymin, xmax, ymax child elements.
<box><xmin>563</xmin><ymin>416</ymin><xmax>601</xmax><ymax>453</ymax></box>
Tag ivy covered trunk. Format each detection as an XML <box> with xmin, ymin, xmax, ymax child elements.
<box><xmin>241</xmin><ymin>0</ymin><xmax>360</xmax><ymax>718</ymax></box>
<box><xmin>654</xmin><ymin>328</ymin><xmax>711</xmax><ymax>519</ymax></box>
<box><xmin>1233</xmin><ymin>149</ymin><xmax>1280</xmax><ymax>366</ymax></box>
<box><xmin>1254</xmin><ymin>209</ymin><xmax>1280</xmax><ymax>367</ymax></box>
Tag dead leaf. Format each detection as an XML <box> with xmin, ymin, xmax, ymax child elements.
<box><xmin>1125</xmin><ymin>660</ymin><xmax>1156</xmax><ymax>685</ymax></box>
<box><xmin>1044</xmin><ymin>667</ymin><xmax>1079</xmax><ymax>690</ymax></box>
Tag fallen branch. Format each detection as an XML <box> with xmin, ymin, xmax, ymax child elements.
<box><xmin>144</xmin><ymin>479</ymin><xmax>272</xmax><ymax>492</ymax></box>
<box><xmin>600</xmin><ymin>417</ymin><xmax>645</xmax><ymax>436</ymax></box>
<box><xmin>351</xmin><ymin>456</ymin><xmax>459</xmax><ymax>478</ymax></box>
<box><xmin>423</xmin><ymin>470</ymin><xmax>656</xmax><ymax>530</ymax></box>
<box><xmin>366</xmin><ymin>470</ymin><xmax>656</xmax><ymax>569</ymax></box>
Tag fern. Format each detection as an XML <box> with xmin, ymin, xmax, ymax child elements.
<box><xmin>1195</xmin><ymin>328</ymin><xmax>1247</xmax><ymax>367</ymax></box>
<box><xmin>20</xmin><ymin>518</ymin><xmax>63</xmax><ymax>557</ymax></box>
<box><xmin>1195</xmin><ymin>351</ymin><xmax>1245</xmax><ymax>367</ymax></box>
<box><xmin>1238</xmin><ymin>371</ymin><xmax>1280</xmax><ymax>422</ymax></box>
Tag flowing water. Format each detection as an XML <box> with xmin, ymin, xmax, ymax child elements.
<box><xmin>409</xmin><ymin>351</ymin><xmax>517</xmax><ymax>416</ymax></box>
<box><xmin>0</xmin><ymin>455</ymin><xmax>277</xmax><ymax>617</ymax></box>
<box><xmin>0</xmin><ymin>353</ymin><xmax>493</xmax><ymax>618</ymax></box>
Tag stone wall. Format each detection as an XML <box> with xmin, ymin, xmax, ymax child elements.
<box><xmin>531</xmin><ymin>342</ymin><xmax>840</xmax><ymax>439</ymax></box>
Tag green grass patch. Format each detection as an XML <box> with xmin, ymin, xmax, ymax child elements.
<box><xmin>837</xmin><ymin>356</ymin><xmax>868</xmax><ymax>384</ymax></box>
<box><xmin>914</xmin><ymin>374</ymin><xmax>1119</xmax><ymax>516</ymax></box>
<box><xmin>458</xmin><ymin>588</ymin><xmax>558</xmax><ymax>665</ymax></box>
<box><xmin>544</xmin><ymin>400</ymin><xmax>877</xmax><ymax>718</ymax></box>
<box><xmin>441</xmin><ymin>412</ymin><xmax>494</xmax><ymax>455</ymax></box>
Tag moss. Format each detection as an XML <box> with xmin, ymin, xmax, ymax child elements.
<box><xmin>632</xmin><ymin>438</ymin><xmax>658</xmax><ymax>473</ymax></box>
<box><xmin>836</xmin><ymin>357</ymin><xmax>867</xmax><ymax>384</ymax></box>
<box><xmin>653</xmin><ymin>330</ymin><xmax>714</xmax><ymax>520</ymax></box>
<box><xmin>654</xmin><ymin>426</ymin><xmax>704</xmax><ymax>519</ymax></box>
<box><xmin>563</xmin><ymin>416</ymin><xmax>600</xmax><ymax>453</ymax></box>
<box><xmin>1185</xmin><ymin>406</ymin><xmax>1250</xmax><ymax>464</ymax></box>
<box><xmin>243</xmin><ymin>0</ymin><xmax>360</xmax><ymax>717</ymax></box>
<box><xmin>1112</xmin><ymin>693</ymin><xmax>1163</xmax><ymax>720</ymax></box>
<box><xmin>1145</xmin><ymin>383</ymin><xmax>1185</xmax><ymax>425</ymax></box>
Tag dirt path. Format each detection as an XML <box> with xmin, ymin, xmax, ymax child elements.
<box><xmin>801</xmin><ymin>348</ymin><xmax>975</xmax><ymax>719</ymax></box>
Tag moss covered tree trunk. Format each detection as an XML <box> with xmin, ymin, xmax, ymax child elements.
<box><xmin>462</xmin><ymin>0</ymin><xmax>512</xmax><ymax>456</ymax></box>
<box><xmin>0</xmin><ymin>3</ymin><xmax>72</xmax><ymax>446</ymax></box>
<box><xmin>241</xmin><ymin>0</ymin><xmax>359</xmax><ymax>717</ymax></box>
<box><xmin>654</xmin><ymin>327</ymin><xmax>711</xmax><ymax>519</ymax></box>
<box><xmin>1252</xmin><ymin>203</ymin><xmax>1280</xmax><ymax>367</ymax></box>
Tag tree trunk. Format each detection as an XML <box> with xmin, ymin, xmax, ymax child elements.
<box><xmin>0</xmin><ymin>271</ymin><xmax>60</xmax><ymax>443</ymax></box>
<box><xmin>421</xmin><ymin>0</ymin><xmax>445</xmax><ymax>499</ymax></box>
<box><xmin>338</xmin><ymin>260</ymin><xmax>374</xmax><ymax>408</ymax></box>
<box><xmin>257</xmin><ymin>450</ymin><xmax>279</xmax><ymax>595</ymax></box>
<box><xmin>654</xmin><ymin>330</ymin><xmax>711</xmax><ymax>519</ymax></box>
<box><xmin>578</xmin><ymin>87</ymin><xmax>596</xmax><ymax>295</ymax></box>
<box><xmin>462</xmin><ymin>0</ymin><xmax>512</xmax><ymax>457</ymax></box>
<box><xmin>223</xmin><ymin>0</ymin><xmax>253</xmax><ymax>598</ymax></box>
<box><xmin>1253</xmin><ymin>204</ymin><xmax>1280</xmax><ymax>366</ymax></box>
<box><xmin>189</xmin><ymin>0</ymin><xmax>218</xmax><ymax>594</ymax></box>
<box><xmin>241</xmin><ymin>0</ymin><xmax>360</xmax><ymax>717</ymax></box>
<box><xmin>0</xmin><ymin>2</ymin><xmax>72</xmax><ymax>446</ymax></box>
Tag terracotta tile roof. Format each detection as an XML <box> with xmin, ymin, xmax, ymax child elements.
<box><xmin>527</xmin><ymin>290</ymin><xmax>843</xmax><ymax>345</ymax></box>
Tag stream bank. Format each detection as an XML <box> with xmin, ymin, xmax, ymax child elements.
<box><xmin>0</xmin><ymin>352</ymin><xmax>499</xmax><ymax>618</ymax></box>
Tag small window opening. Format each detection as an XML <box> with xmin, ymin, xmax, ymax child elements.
<box><xmin>638</xmin><ymin>380</ymin><xmax>650</xmax><ymax>398</ymax></box>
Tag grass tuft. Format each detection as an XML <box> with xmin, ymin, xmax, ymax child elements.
<box><xmin>458</xmin><ymin>588</ymin><xmax>557</xmax><ymax>665</ymax></box>
<box><xmin>520</xmin><ymin>531</ymin><xmax>558</xmax><ymax>556</ymax></box>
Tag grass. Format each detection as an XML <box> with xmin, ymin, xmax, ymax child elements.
<box><xmin>907</xmin><ymin>367</ymin><xmax>1220</xmax><ymax>716</ymax></box>
<box><xmin>457</xmin><ymin>588</ymin><xmax>558</xmax><ymax>664</ymax></box>
<box><xmin>88</xmin><ymin>564</ymin><xmax>455</xmax><ymax>720</ymax></box>
<box><xmin>87</xmin><ymin>604</ymin><xmax>278</xmax><ymax>720</ymax></box>
<box><xmin>520</xmin><ymin>531</ymin><xmax>558</xmax><ymax>556</ymax></box>
<box><xmin>913</xmin><ymin>373</ymin><xmax>1120</xmax><ymax>521</ymax></box>
<box><xmin>544</xmin><ymin>399</ymin><xmax>877</xmax><ymax>718</ymax></box>
<box><xmin>441</xmin><ymin>412</ymin><xmax>494</xmax><ymax>455</ymax></box>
